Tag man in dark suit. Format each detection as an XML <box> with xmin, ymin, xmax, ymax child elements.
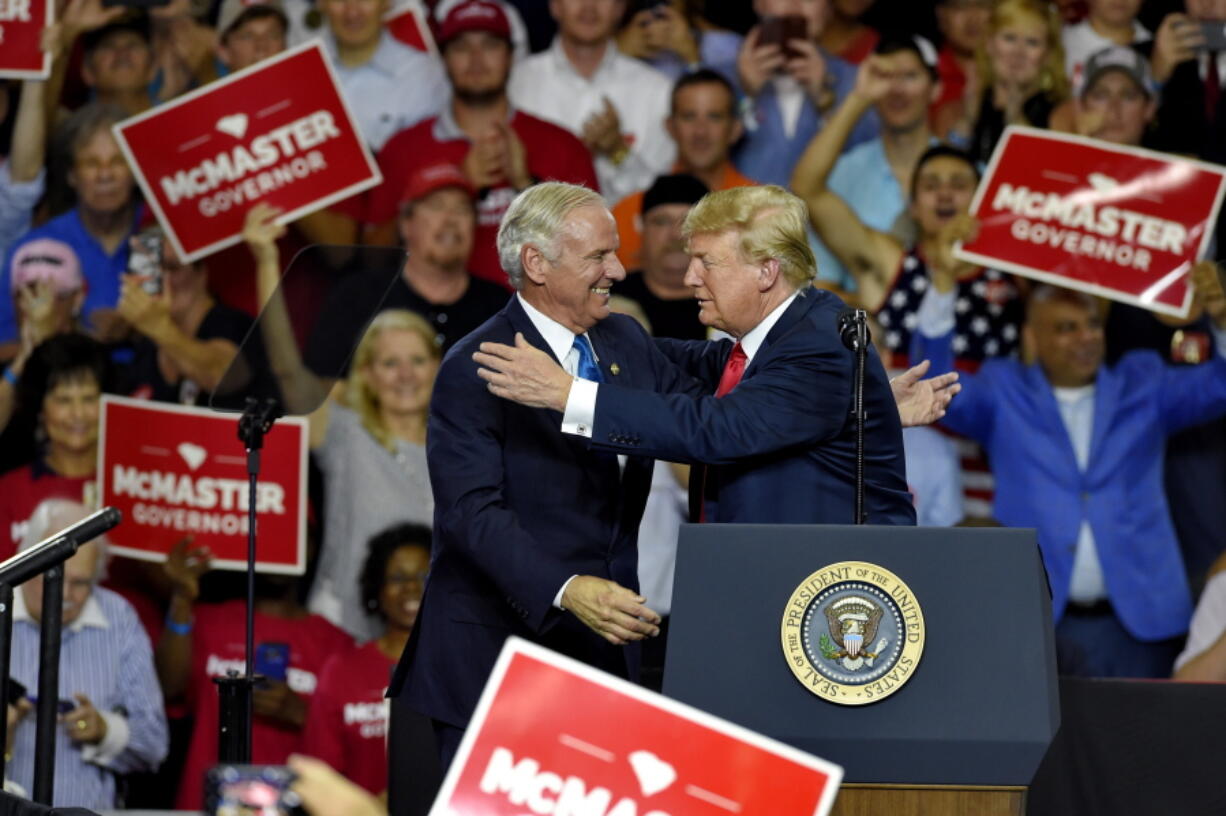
<box><xmin>388</xmin><ymin>183</ymin><xmax>701</xmax><ymax>770</ymax></box>
<box><xmin>476</xmin><ymin>185</ymin><xmax>922</xmax><ymax>525</ymax></box>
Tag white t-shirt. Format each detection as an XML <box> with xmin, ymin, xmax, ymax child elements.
<box><xmin>1062</xmin><ymin>19</ymin><xmax>1151</xmax><ymax>86</ymax></box>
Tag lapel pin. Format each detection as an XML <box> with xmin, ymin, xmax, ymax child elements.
<box><xmin>610</xmin><ymin>363</ymin><xmax>621</xmax><ymax>376</ymax></box>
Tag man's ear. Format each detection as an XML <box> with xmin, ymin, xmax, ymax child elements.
<box><xmin>929</xmin><ymin>79</ymin><xmax>943</xmax><ymax>106</ymax></box>
<box><xmin>521</xmin><ymin>244</ymin><xmax>549</xmax><ymax>286</ymax></box>
<box><xmin>759</xmin><ymin>257</ymin><xmax>781</xmax><ymax>291</ymax></box>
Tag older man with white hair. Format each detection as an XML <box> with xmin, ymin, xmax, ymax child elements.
<box><xmin>7</xmin><ymin>499</ymin><xmax>167</xmax><ymax>809</ymax></box>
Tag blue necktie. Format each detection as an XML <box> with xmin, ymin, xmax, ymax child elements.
<box><xmin>572</xmin><ymin>335</ymin><xmax>603</xmax><ymax>383</ymax></box>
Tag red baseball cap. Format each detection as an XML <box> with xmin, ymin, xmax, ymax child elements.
<box><xmin>400</xmin><ymin>162</ymin><xmax>476</xmax><ymax>206</ymax></box>
<box><xmin>438</xmin><ymin>0</ymin><xmax>511</xmax><ymax>47</ymax></box>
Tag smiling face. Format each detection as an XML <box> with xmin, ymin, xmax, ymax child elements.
<box><xmin>380</xmin><ymin>544</ymin><xmax>430</xmax><ymax>631</ymax></box>
<box><xmin>526</xmin><ymin>204</ymin><xmax>625</xmax><ymax>333</ymax></box>
<box><xmin>399</xmin><ymin>187</ymin><xmax>475</xmax><ymax>271</ymax></box>
<box><xmin>986</xmin><ymin>13</ymin><xmax>1048</xmax><ymax>87</ymax></box>
<box><xmin>874</xmin><ymin>49</ymin><xmax>937</xmax><ymax>132</ymax></box>
<box><xmin>683</xmin><ymin>229</ymin><xmax>770</xmax><ymax>338</ymax></box>
<box><xmin>937</xmin><ymin>0</ymin><xmax>991</xmax><ymax>56</ymax></box>
<box><xmin>910</xmin><ymin>154</ymin><xmax>977</xmax><ymax>238</ymax></box>
<box><xmin>362</xmin><ymin>328</ymin><xmax>439</xmax><ymax>420</ymax></box>
<box><xmin>42</xmin><ymin>375</ymin><xmax>102</xmax><ymax>460</ymax></box>
<box><xmin>1026</xmin><ymin>294</ymin><xmax>1105</xmax><ymax>387</ymax></box>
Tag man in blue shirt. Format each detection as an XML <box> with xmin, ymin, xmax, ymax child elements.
<box><xmin>731</xmin><ymin>0</ymin><xmax>879</xmax><ymax>187</ymax></box>
<box><xmin>8</xmin><ymin>499</ymin><xmax>167</xmax><ymax>808</ymax></box>
<box><xmin>1</xmin><ymin>104</ymin><xmax>143</xmax><ymax>346</ymax></box>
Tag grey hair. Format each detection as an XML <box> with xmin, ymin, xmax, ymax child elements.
<box><xmin>496</xmin><ymin>182</ymin><xmax>605</xmax><ymax>290</ymax></box>
<box><xmin>63</xmin><ymin>102</ymin><xmax>129</xmax><ymax>161</ymax></box>
<box><xmin>19</xmin><ymin>499</ymin><xmax>110</xmax><ymax>582</ymax></box>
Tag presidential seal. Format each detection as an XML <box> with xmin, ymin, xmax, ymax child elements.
<box><xmin>780</xmin><ymin>561</ymin><xmax>924</xmax><ymax>706</ymax></box>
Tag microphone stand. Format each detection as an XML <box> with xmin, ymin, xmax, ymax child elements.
<box><xmin>839</xmin><ymin>309</ymin><xmax>870</xmax><ymax>525</ymax></box>
<box><xmin>215</xmin><ymin>397</ymin><xmax>281</xmax><ymax>764</ymax></box>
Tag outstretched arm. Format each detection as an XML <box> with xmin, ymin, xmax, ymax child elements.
<box><xmin>791</xmin><ymin>56</ymin><xmax>905</xmax><ymax>311</ymax></box>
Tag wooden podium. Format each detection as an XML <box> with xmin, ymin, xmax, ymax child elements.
<box><xmin>663</xmin><ymin>525</ymin><xmax>1060</xmax><ymax>797</ymax></box>
<box><xmin>830</xmin><ymin>784</ymin><xmax>1025</xmax><ymax>815</ymax></box>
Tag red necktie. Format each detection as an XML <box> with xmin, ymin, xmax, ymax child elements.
<box><xmin>694</xmin><ymin>343</ymin><xmax>748</xmax><ymax>522</ymax></box>
<box><xmin>1207</xmin><ymin>52</ymin><xmax>1221</xmax><ymax>125</ymax></box>
<box><xmin>715</xmin><ymin>343</ymin><xmax>748</xmax><ymax>397</ymax></box>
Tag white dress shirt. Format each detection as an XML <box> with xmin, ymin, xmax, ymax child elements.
<box><xmin>508</xmin><ymin>37</ymin><xmax>675</xmax><ymax>202</ymax></box>
<box><xmin>322</xmin><ymin>30</ymin><xmax>447</xmax><ymax>151</ymax></box>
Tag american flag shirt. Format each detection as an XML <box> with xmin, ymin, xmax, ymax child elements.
<box><xmin>876</xmin><ymin>248</ymin><xmax>1024</xmax><ymax>371</ymax></box>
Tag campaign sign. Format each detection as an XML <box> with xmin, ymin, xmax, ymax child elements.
<box><xmin>113</xmin><ymin>41</ymin><xmax>381</xmax><ymax>263</ymax></box>
<box><xmin>0</xmin><ymin>0</ymin><xmax>52</xmax><ymax>79</ymax></box>
<box><xmin>955</xmin><ymin>126</ymin><xmax>1226</xmax><ymax>318</ymax></box>
<box><xmin>385</xmin><ymin>3</ymin><xmax>437</xmax><ymax>56</ymax></box>
<box><xmin>433</xmin><ymin>638</ymin><xmax>843</xmax><ymax>816</ymax></box>
<box><xmin>97</xmin><ymin>396</ymin><xmax>308</xmax><ymax>574</ymax></box>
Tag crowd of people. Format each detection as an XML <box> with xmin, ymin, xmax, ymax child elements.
<box><xmin>1</xmin><ymin>0</ymin><xmax>1225</xmax><ymax>811</ymax></box>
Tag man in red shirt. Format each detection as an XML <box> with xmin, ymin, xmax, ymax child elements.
<box><xmin>364</xmin><ymin>0</ymin><xmax>598</xmax><ymax>288</ymax></box>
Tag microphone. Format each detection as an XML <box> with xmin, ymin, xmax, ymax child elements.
<box><xmin>0</xmin><ymin>507</ymin><xmax>123</xmax><ymax>587</ymax></box>
<box><xmin>838</xmin><ymin>308</ymin><xmax>870</xmax><ymax>351</ymax></box>
<box><xmin>62</xmin><ymin>507</ymin><xmax>123</xmax><ymax>546</ymax></box>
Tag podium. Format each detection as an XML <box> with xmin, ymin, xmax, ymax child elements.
<box><xmin>662</xmin><ymin>525</ymin><xmax>1059</xmax><ymax>815</ymax></box>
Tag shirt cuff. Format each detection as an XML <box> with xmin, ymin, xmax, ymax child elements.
<box><xmin>561</xmin><ymin>378</ymin><xmax>598</xmax><ymax>438</ymax></box>
<box><xmin>916</xmin><ymin>286</ymin><xmax>958</xmax><ymax>337</ymax></box>
<box><xmin>1212</xmin><ymin>323</ymin><xmax>1226</xmax><ymax>359</ymax></box>
<box><xmin>80</xmin><ymin>710</ymin><xmax>130</xmax><ymax>767</ymax></box>
<box><xmin>0</xmin><ymin>163</ymin><xmax>46</xmax><ymax>201</ymax></box>
<box><xmin>553</xmin><ymin>575</ymin><xmax>578</xmax><ymax>609</ymax></box>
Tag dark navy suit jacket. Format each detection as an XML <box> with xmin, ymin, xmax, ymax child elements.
<box><xmin>591</xmin><ymin>288</ymin><xmax>916</xmax><ymax>525</ymax></box>
<box><xmin>388</xmin><ymin>297</ymin><xmax>701</xmax><ymax>729</ymax></box>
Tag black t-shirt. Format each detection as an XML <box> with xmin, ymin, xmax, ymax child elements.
<box><xmin>613</xmin><ymin>272</ymin><xmax>706</xmax><ymax>341</ymax></box>
<box><xmin>307</xmin><ymin>272</ymin><xmax>509</xmax><ymax>377</ymax></box>
<box><xmin>126</xmin><ymin>302</ymin><xmax>253</xmax><ymax>406</ymax></box>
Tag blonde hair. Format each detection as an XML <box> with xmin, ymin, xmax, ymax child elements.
<box><xmin>346</xmin><ymin>310</ymin><xmax>441</xmax><ymax>451</ymax></box>
<box><xmin>977</xmin><ymin>0</ymin><xmax>1069</xmax><ymax>104</ymax></box>
<box><xmin>497</xmin><ymin>182</ymin><xmax>606</xmax><ymax>290</ymax></box>
<box><xmin>683</xmin><ymin>185</ymin><xmax>816</xmax><ymax>290</ymax></box>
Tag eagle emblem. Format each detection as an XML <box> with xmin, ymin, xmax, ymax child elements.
<box><xmin>821</xmin><ymin>596</ymin><xmax>888</xmax><ymax>671</ymax></box>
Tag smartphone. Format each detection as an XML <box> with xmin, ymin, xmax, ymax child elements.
<box><xmin>27</xmin><ymin>697</ymin><xmax>76</xmax><ymax>714</ymax></box>
<box><xmin>759</xmin><ymin>14</ymin><xmax>807</xmax><ymax>61</ymax></box>
<box><xmin>101</xmin><ymin>0</ymin><xmax>171</xmax><ymax>7</ymax></box>
<box><xmin>254</xmin><ymin>642</ymin><xmax>290</xmax><ymax>683</ymax></box>
<box><xmin>1198</xmin><ymin>20</ymin><xmax>1226</xmax><ymax>52</ymax></box>
<box><xmin>128</xmin><ymin>228</ymin><xmax>164</xmax><ymax>295</ymax></box>
<box><xmin>204</xmin><ymin>765</ymin><xmax>304</xmax><ymax>816</ymax></box>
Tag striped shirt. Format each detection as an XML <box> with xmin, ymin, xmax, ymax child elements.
<box><xmin>8</xmin><ymin>585</ymin><xmax>168</xmax><ymax>809</ymax></box>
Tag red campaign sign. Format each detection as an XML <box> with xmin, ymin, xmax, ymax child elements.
<box><xmin>0</xmin><ymin>0</ymin><xmax>52</xmax><ymax>79</ymax></box>
<box><xmin>955</xmin><ymin>126</ymin><xmax>1226</xmax><ymax>318</ymax></box>
<box><xmin>96</xmin><ymin>396</ymin><xmax>308</xmax><ymax>574</ymax></box>
<box><xmin>113</xmin><ymin>41</ymin><xmax>381</xmax><ymax>263</ymax></box>
<box><xmin>434</xmin><ymin>638</ymin><xmax>843</xmax><ymax>816</ymax></box>
<box><xmin>385</xmin><ymin>4</ymin><xmax>438</xmax><ymax>56</ymax></box>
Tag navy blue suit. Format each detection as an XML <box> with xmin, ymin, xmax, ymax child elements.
<box><xmin>388</xmin><ymin>297</ymin><xmax>700</xmax><ymax>730</ymax></box>
<box><xmin>591</xmin><ymin>289</ymin><xmax>915</xmax><ymax>525</ymax></box>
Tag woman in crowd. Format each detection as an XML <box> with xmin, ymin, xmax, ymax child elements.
<box><xmin>244</xmin><ymin>204</ymin><xmax>440</xmax><ymax>641</ymax></box>
<box><xmin>0</xmin><ymin>332</ymin><xmax>106</xmax><ymax>555</ymax></box>
<box><xmin>303</xmin><ymin>522</ymin><xmax>431</xmax><ymax>796</ymax></box>
<box><xmin>935</xmin><ymin>0</ymin><xmax>1068</xmax><ymax>163</ymax></box>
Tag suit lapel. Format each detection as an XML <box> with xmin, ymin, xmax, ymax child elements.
<box><xmin>742</xmin><ymin>289</ymin><xmax>823</xmax><ymax>380</ymax></box>
<box><xmin>1087</xmin><ymin>364</ymin><xmax>1118</xmax><ymax>470</ymax></box>
<box><xmin>1024</xmin><ymin>363</ymin><xmax>1082</xmax><ymax>473</ymax></box>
